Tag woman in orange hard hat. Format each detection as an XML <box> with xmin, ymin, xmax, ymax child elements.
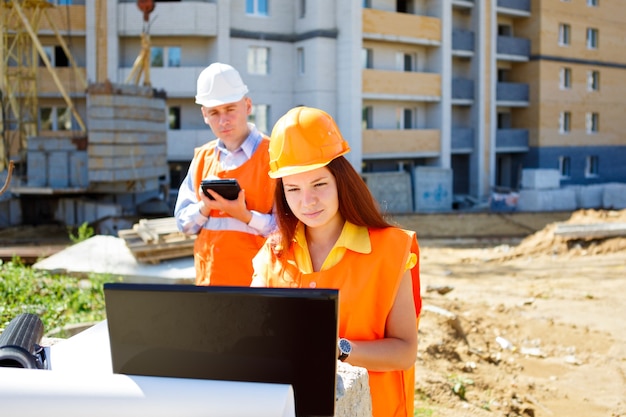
<box><xmin>251</xmin><ymin>106</ymin><xmax>422</xmax><ymax>417</ymax></box>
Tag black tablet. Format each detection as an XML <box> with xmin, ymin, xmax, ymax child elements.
<box><xmin>200</xmin><ymin>179</ymin><xmax>241</xmax><ymax>200</ymax></box>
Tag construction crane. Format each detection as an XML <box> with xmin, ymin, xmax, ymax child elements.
<box><xmin>0</xmin><ymin>0</ymin><xmax>87</xmax><ymax>172</ymax></box>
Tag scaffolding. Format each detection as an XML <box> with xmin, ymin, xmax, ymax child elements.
<box><xmin>0</xmin><ymin>0</ymin><xmax>87</xmax><ymax>172</ymax></box>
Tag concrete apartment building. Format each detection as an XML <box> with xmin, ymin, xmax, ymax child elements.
<box><xmin>3</xmin><ymin>0</ymin><xmax>625</xmax><ymax>216</ymax></box>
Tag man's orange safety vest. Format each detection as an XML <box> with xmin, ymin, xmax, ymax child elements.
<box><xmin>192</xmin><ymin>138</ymin><xmax>275</xmax><ymax>286</ymax></box>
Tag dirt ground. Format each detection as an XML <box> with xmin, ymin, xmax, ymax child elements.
<box><xmin>1</xmin><ymin>209</ymin><xmax>625</xmax><ymax>416</ymax></box>
<box><xmin>415</xmin><ymin>209</ymin><xmax>626</xmax><ymax>417</ymax></box>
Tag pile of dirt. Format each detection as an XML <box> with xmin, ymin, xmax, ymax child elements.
<box><xmin>484</xmin><ymin>209</ymin><xmax>626</xmax><ymax>261</ymax></box>
<box><xmin>415</xmin><ymin>209</ymin><xmax>626</xmax><ymax>416</ymax></box>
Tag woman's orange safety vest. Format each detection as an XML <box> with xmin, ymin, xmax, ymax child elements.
<box><xmin>192</xmin><ymin>138</ymin><xmax>275</xmax><ymax>286</ymax></box>
<box><xmin>257</xmin><ymin>227</ymin><xmax>422</xmax><ymax>417</ymax></box>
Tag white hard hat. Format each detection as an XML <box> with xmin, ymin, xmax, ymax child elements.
<box><xmin>195</xmin><ymin>63</ymin><xmax>249</xmax><ymax>108</ymax></box>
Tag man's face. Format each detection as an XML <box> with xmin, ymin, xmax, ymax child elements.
<box><xmin>201</xmin><ymin>97</ymin><xmax>251</xmax><ymax>150</ymax></box>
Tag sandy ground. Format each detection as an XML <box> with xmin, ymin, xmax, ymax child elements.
<box><xmin>415</xmin><ymin>209</ymin><xmax>626</xmax><ymax>417</ymax></box>
<box><xmin>1</xmin><ymin>209</ymin><xmax>625</xmax><ymax>416</ymax></box>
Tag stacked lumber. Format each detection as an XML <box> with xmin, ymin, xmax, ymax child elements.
<box><xmin>118</xmin><ymin>217</ymin><xmax>195</xmax><ymax>264</ymax></box>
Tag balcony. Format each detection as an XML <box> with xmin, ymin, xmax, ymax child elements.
<box><xmin>37</xmin><ymin>67</ymin><xmax>88</xmax><ymax>97</ymax></box>
<box><xmin>451</xmin><ymin>128</ymin><xmax>474</xmax><ymax>152</ymax></box>
<box><xmin>117</xmin><ymin>1</ymin><xmax>217</xmax><ymax>37</ymax></box>
<box><xmin>497</xmin><ymin>36</ymin><xmax>530</xmax><ymax>61</ymax></box>
<box><xmin>362</xmin><ymin>129</ymin><xmax>440</xmax><ymax>158</ymax></box>
<box><xmin>496</xmin><ymin>82</ymin><xmax>528</xmax><ymax>105</ymax></box>
<box><xmin>362</xmin><ymin>8</ymin><xmax>441</xmax><ymax>45</ymax></box>
<box><xmin>452</xmin><ymin>0</ymin><xmax>475</xmax><ymax>8</ymax></box>
<box><xmin>496</xmin><ymin>128</ymin><xmax>529</xmax><ymax>152</ymax></box>
<box><xmin>497</xmin><ymin>0</ymin><xmax>531</xmax><ymax>17</ymax></box>
<box><xmin>117</xmin><ymin>66</ymin><xmax>203</xmax><ymax>97</ymax></box>
<box><xmin>452</xmin><ymin>78</ymin><xmax>474</xmax><ymax>102</ymax></box>
<box><xmin>452</xmin><ymin>29</ymin><xmax>474</xmax><ymax>54</ymax></box>
<box><xmin>39</xmin><ymin>4</ymin><xmax>86</xmax><ymax>34</ymax></box>
<box><xmin>362</xmin><ymin>70</ymin><xmax>440</xmax><ymax>101</ymax></box>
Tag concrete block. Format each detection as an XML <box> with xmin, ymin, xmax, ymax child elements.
<box><xmin>565</xmin><ymin>184</ymin><xmax>604</xmax><ymax>209</ymax></box>
<box><xmin>69</xmin><ymin>151</ymin><xmax>89</xmax><ymax>188</ymax></box>
<box><xmin>335</xmin><ymin>362</ymin><xmax>372</xmax><ymax>417</ymax></box>
<box><xmin>602</xmin><ymin>183</ymin><xmax>626</xmax><ymax>209</ymax></box>
<box><xmin>0</xmin><ymin>199</ymin><xmax>22</xmax><ymax>227</ymax></box>
<box><xmin>77</xmin><ymin>200</ymin><xmax>123</xmax><ymax>224</ymax></box>
<box><xmin>413</xmin><ymin>167</ymin><xmax>452</xmax><ymax>213</ymax></box>
<box><xmin>517</xmin><ymin>188</ymin><xmax>577</xmax><ymax>212</ymax></box>
<box><xmin>48</xmin><ymin>151</ymin><xmax>69</xmax><ymax>188</ymax></box>
<box><xmin>521</xmin><ymin>169</ymin><xmax>561</xmax><ymax>190</ymax></box>
<box><xmin>361</xmin><ymin>171</ymin><xmax>412</xmax><ymax>213</ymax></box>
<box><xmin>27</xmin><ymin>152</ymin><xmax>48</xmax><ymax>187</ymax></box>
<box><xmin>54</xmin><ymin>198</ymin><xmax>78</xmax><ymax>226</ymax></box>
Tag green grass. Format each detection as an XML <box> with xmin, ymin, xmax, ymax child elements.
<box><xmin>0</xmin><ymin>258</ymin><xmax>115</xmax><ymax>338</ymax></box>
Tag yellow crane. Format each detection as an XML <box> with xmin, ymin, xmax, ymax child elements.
<box><xmin>0</xmin><ymin>0</ymin><xmax>87</xmax><ymax>172</ymax></box>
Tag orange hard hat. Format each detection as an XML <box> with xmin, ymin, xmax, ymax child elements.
<box><xmin>269</xmin><ymin>107</ymin><xmax>350</xmax><ymax>178</ymax></box>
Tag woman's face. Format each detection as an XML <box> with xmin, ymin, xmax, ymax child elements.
<box><xmin>281</xmin><ymin>166</ymin><xmax>341</xmax><ymax>230</ymax></box>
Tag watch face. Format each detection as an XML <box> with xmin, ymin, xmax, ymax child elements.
<box><xmin>339</xmin><ymin>338</ymin><xmax>352</xmax><ymax>354</ymax></box>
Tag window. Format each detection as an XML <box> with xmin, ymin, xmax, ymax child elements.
<box><xmin>587</xmin><ymin>0</ymin><xmax>598</xmax><ymax>7</ymax></box>
<box><xmin>150</xmin><ymin>46</ymin><xmax>181</xmax><ymax>68</ymax></box>
<box><xmin>39</xmin><ymin>107</ymin><xmax>73</xmax><ymax>131</ymax></box>
<box><xmin>151</xmin><ymin>47</ymin><xmax>164</xmax><ymax>67</ymax></box>
<box><xmin>39</xmin><ymin>46</ymin><xmax>69</xmax><ymax>67</ymax></box>
<box><xmin>560</xmin><ymin>67</ymin><xmax>572</xmax><ymax>89</ymax></box>
<box><xmin>298</xmin><ymin>0</ymin><xmax>306</xmax><ymax>18</ymax></box>
<box><xmin>396</xmin><ymin>108</ymin><xmax>414</xmax><ymax>129</ymax></box>
<box><xmin>559</xmin><ymin>156</ymin><xmax>571</xmax><ymax>178</ymax></box>
<box><xmin>558</xmin><ymin>24</ymin><xmax>571</xmax><ymax>46</ymax></box>
<box><xmin>586</xmin><ymin>112</ymin><xmax>599</xmax><ymax>133</ymax></box>
<box><xmin>396</xmin><ymin>52</ymin><xmax>417</xmax><ymax>72</ymax></box>
<box><xmin>586</xmin><ymin>28</ymin><xmax>599</xmax><ymax>49</ymax></box>
<box><xmin>168</xmin><ymin>47</ymin><xmax>181</xmax><ymax>67</ymax></box>
<box><xmin>497</xmin><ymin>112</ymin><xmax>512</xmax><ymax>129</ymax></box>
<box><xmin>362</xmin><ymin>106</ymin><xmax>373</xmax><ymax>129</ymax></box>
<box><xmin>246</xmin><ymin>0</ymin><xmax>268</xmax><ymax>16</ymax></box>
<box><xmin>362</xmin><ymin>48</ymin><xmax>373</xmax><ymax>69</ymax></box>
<box><xmin>250</xmin><ymin>104</ymin><xmax>269</xmax><ymax>134</ymax></box>
<box><xmin>247</xmin><ymin>47</ymin><xmax>269</xmax><ymax>75</ymax></box>
<box><xmin>588</xmin><ymin>70</ymin><xmax>600</xmax><ymax>91</ymax></box>
<box><xmin>585</xmin><ymin>155</ymin><xmax>599</xmax><ymax>177</ymax></box>
<box><xmin>168</xmin><ymin>107</ymin><xmax>180</xmax><ymax>130</ymax></box>
<box><xmin>559</xmin><ymin>111</ymin><xmax>571</xmax><ymax>133</ymax></box>
<box><xmin>297</xmin><ymin>47</ymin><xmax>305</xmax><ymax>75</ymax></box>
<box><xmin>498</xmin><ymin>25</ymin><xmax>512</xmax><ymax>36</ymax></box>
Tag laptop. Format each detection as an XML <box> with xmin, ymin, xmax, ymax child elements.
<box><xmin>103</xmin><ymin>283</ymin><xmax>339</xmax><ymax>417</ymax></box>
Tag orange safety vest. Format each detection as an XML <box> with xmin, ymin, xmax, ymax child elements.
<box><xmin>259</xmin><ymin>227</ymin><xmax>422</xmax><ymax>417</ymax></box>
<box><xmin>192</xmin><ymin>137</ymin><xmax>275</xmax><ymax>286</ymax></box>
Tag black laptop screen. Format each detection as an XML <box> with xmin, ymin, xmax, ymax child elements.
<box><xmin>104</xmin><ymin>283</ymin><xmax>338</xmax><ymax>417</ymax></box>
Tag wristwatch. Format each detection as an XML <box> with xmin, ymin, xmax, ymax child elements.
<box><xmin>338</xmin><ymin>338</ymin><xmax>352</xmax><ymax>362</ymax></box>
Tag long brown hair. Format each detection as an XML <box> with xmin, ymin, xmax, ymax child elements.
<box><xmin>272</xmin><ymin>156</ymin><xmax>393</xmax><ymax>253</ymax></box>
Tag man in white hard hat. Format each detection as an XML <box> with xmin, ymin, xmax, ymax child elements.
<box><xmin>174</xmin><ymin>62</ymin><xmax>276</xmax><ymax>286</ymax></box>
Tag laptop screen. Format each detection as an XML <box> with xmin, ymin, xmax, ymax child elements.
<box><xmin>104</xmin><ymin>283</ymin><xmax>338</xmax><ymax>417</ymax></box>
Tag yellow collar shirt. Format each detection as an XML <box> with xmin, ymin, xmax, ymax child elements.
<box><xmin>293</xmin><ymin>221</ymin><xmax>416</xmax><ymax>273</ymax></box>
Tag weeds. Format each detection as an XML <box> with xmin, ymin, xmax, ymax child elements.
<box><xmin>0</xmin><ymin>258</ymin><xmax>115</xmax><ymax>337</ymax></box>
<box><xmin>68</xmin><ymin>222</ymin><xmax>95</xmax><ymax>244</ymax></box>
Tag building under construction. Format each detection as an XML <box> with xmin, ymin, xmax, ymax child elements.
<box><xmin>1</xmin><ymin>0</ymin><xmax>626</xmax><ymax>229</ymax></box>
<box><xmin>1</xmin><ymin>0</ymin><xmax>168</xmax><ymax>231</ymax></box>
